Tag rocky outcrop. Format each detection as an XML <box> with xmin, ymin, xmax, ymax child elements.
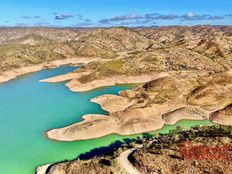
<box><xmin>210</xmin><ymin>104</ymin><xmax>232</xmax><ymax>125</ymax></box>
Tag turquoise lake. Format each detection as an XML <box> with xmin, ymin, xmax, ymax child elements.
<box><xmin>0</xmin><ymin>66</ymin><xmax>213</xmax><ymax>174</ymax></box>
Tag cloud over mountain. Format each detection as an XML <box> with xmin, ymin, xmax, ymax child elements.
<box><xmin>22</xmin><ymin>16</ymin><xmax>41</xmax><ymax>19</ymax></box>
<box><xmin>99</xmin><ymin>12</ymin><xmax>230</xmax><ymax>25</ymax></box>
<box><xmin>99</xmin><ymin>14</ymin><xmax>143</xmax><ymax>24</ymax></box>
<box><xmin>54</xmin><ymin>13</ymin><xmax>74</xmax><ymax>20</ymax></box>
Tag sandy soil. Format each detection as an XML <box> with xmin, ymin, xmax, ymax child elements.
<box><xmin>40</xmin><ymin>71</ymin><xmax>92</xmax><ymax>83</ymax></box>
<box><xmin>65</xmin><ymin>73</ymin><xmax>169</xmax><ymax>92</ymax></box>
<box><xmin>36</xmin><ymin>164</ymin><xmax>51</xmax><ymax>174</ymax></box>
<box><xmin>91</xmin><ymin>94</ymin><xmax>134</xmax><ymax>113</ymax></box>
<box><xmin>47</xmin><ymin>114</ymin><xmax>119</xmax><ymax>141</ymax></box>
<box><xmin>162</xmin><ymin>107</ymin><xmax>208</xmax><ymax>125</ymax></box>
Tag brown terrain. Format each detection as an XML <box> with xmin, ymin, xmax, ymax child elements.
<box><xmin>0</xmin><ymin>26</ymin><xmax>232</xmax><ymax>173</ymax></box>
<box><xmin>131</xmin><ymin>125</ymin><xmax>232</xmax><ymax>174</ymax></box>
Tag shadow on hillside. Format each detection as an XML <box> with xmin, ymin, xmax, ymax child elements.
<box><xmin>78</xmin><ymin>138</ymin><xmax>138</xmax><ymax>160</ymax></box>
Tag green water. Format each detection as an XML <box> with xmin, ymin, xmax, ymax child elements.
<box><xmin>0</xmin><ymin>66</ymin><xmax>213</xmax><ymax>174</ymax></box>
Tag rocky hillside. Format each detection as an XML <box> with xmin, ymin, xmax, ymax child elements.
<box><xmin>0</xmin><ymin>26</ymin><xmax>231</xmax><ymax>72</ymax></box>
<box><xmin>131</xmin><ymin>125</ymin><xmax>232</xmax><ymax>174</ymax></box>
<box><xmin>41</xmin><ymin>125</ymin><xmax>232</xmax><ymax>174</ymax></box>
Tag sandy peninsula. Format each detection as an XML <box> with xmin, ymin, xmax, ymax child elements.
<box><xmin>46</xmin><ymin>71</ymin><xmax>232</xmax><ymax>141</ymax></box>
<box><xmin>0</xmin><ymin>57</ymin><xmax>99</xmax><ymax>83</ymax></box>
<box><xmin>46</xmin><ymin>91</ymin><xmax>211</xmax><ymax>141</ymax></box>
<box><xmin>46</xmin><ymin>103</ymin><xmax>178</xmax><ymax>141</ymax></box>
<box><xmin>41</xmin><ymin>72</ymin><xmax>169</xmax><ymax>92</ymax></box>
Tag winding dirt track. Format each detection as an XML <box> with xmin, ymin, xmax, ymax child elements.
<box><xmin>117</xmin><ymin>148</ymin><xmax>141</xmax><ymax>174</ymax></box>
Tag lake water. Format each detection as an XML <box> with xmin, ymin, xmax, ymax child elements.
<box><xmin>0</xmin><ymin>66</ymin><xmax>213</xmax><ymax>174</ymax></box>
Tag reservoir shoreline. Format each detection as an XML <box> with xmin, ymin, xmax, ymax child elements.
<box><xmin>0</xmin><ymin>57</ymin><xmax>99</xmax><ymax>83</ymax></box>
<box><xmin>0</xmin><ymin>67</ymin><xmax>223</xmax><ymax>173</ymax></box>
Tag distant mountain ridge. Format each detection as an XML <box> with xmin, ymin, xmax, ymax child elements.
<box><xmin>0</xmin><ymin>25</ymin><xmax>231</xmax><ymax>72</ymax></box>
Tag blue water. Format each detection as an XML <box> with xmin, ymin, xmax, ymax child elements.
<box><xmin>0</xmin><ymin>66</ymin><xmax>213</xmax><ymax>174</ymax></box>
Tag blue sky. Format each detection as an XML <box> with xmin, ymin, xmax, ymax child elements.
<box><xmin>0</xmin><ymin>0</ymin><xmax>231</xmax><ymax>27</ymax></box>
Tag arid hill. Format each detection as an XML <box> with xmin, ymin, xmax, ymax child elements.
<box><xmin>2</xmin><ymin>26</ymin><xmax>232</xmax><ymax>174</ymax></box>
<box><xmin>0</xmin><ymin>26</ymin><xmax>231</xmax><ymax>72</ymax></box>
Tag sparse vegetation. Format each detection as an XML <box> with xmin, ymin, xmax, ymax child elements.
<box><xmin>46</xmin><ymin>125</ymin><xmax>232</xmax><ymax>174</ymax></box>
<box><xmin>1</xmin><ymin>26</ymin><xmax>231</xmax><ymax>74</ymax></box>
<box><xmin>98</xmin><ymin>59</ymin><xmax>125</xmax><ymax>76</ymax></box>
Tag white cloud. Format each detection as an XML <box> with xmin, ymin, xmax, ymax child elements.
<box><xmin>186</xmin><ymin>12</ymin><xmax>194</xmax><ymax>17</ymax></box>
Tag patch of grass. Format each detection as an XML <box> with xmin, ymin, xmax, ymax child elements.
<box><xmin>98</xmin><ymin>59</ymin><xmax>125</xmax><ymax>76</ymax></box>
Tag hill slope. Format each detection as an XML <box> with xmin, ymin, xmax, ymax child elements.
<box><xmin>0</xmin><ymin>26</ymin><xmax>232</xmax><ymax>72</ymax></box>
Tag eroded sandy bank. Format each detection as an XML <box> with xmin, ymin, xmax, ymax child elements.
<box><xmin>46</xmin><ymin>93</ymin><xmax>211</xmax><ymax>141</ymax></box>
<box><xmin>44</xmin><ymin>70</ymin><xmax>232</xmax><ymax>141</ymax></box>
